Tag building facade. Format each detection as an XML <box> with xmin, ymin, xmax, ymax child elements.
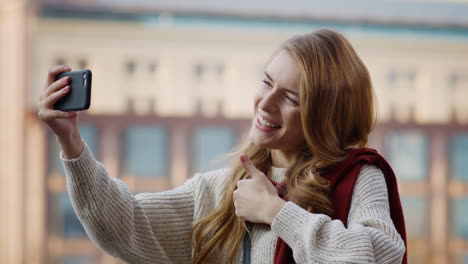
<box><xmin>1</xmin><ymin>0</ymin><xmax>468</xmax><ymax>263</ymax></box>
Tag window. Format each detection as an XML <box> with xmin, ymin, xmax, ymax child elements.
<box><xmin>451</xmin><ymin>197</ymin><xmax>468</xmax><ymax>239</ymax></box>
<box><xmin>62</xmin><ymin>255</ymin><xmax>95</xmax><ymax>264</ymax></box>
<box><xmin>401</xmin><ymin>197</ymin><xmax>428</xmax><ymax>238</ymax></box>
<box><xmin>408</xmin><ymin>71</ymin><xmax>416</xmax><ymax>83</ymax></box>
<box><xmin>123</xmin><ymin>125</ymin><xmax>168</xmax><ymax>177</ymax></box>
<box><xmin>449</xmin><ymin>73</ymin><xmax>459</xmax><ymax>87</ymax></box>
<box><xmin>450</xmin><ymin>134</ymin><xmax>468</xmax><ymax>181</ymax></box>
<box><xmin>148</xmin><ymin>61</ymin><xmax>157</xmax><ymax>74</ymax></box>
<box><xmin>384</xmin><ymin>131</ymin><xmax>429</xmax><ymax>181</ymax></box>
<box><xmin>387</xmin><ymin>69</ymin><xmax>416</xmax><ymax>89</ymax></box>
<box><xmin>126</xmin><ymin>61</ymin><xmax>136</xmax><ymax>75</ymax></box>
<box><xmin>192</xmin><ymin>127</ymin><xmax>236</xmax><ymax>173</ymax></box>
<box><xmin>56</xmin><ymin>58</ymin><xmax>66</xmax><ymax>66</ymax></box>
<box><xmin>78</xmin><ymin>59</ymin><xmax>88</xmax><ymax>69</ymax></box>
<box><xmin>449</xmin><ymin>72</ymin><xmax>468</xmax><ymax>89</ymax></box>
<box><xmin>79</xmin><ymin>124</ymin><xmax>99</xmax><ymax>156</ymax></box>
<box><xmin>48</xmin><ymin>132</ymin><xmax>65</xmax><ymax>175</ymax></box>
<box><xmin>53</xmin><ymin>192</ymin><xmax>87</xmax><ymax>238</ymax></box>
<box><xmin>194</xmin><ymin>64</ymin><xmax>204</xmax><ymax>79</ymax></box>
<box><xmin>49</xmin><ymin>124</ymin><xmax>99</xmax><ymax>175</ymax></box>
<box><xmin>387</xmin><ymin>70</ymin><xmax>397</xmax><ymax>87</ymax></box>
<box><xmin>216</xmin><ymin>63</ymin><xmax>224</xmax><ymax>77</ymax></box>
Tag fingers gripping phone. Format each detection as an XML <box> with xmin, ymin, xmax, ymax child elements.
<box><xmin>53</xmin><ymin>69</ymin><xmax>92</xmax><ymax>112</ymax></box>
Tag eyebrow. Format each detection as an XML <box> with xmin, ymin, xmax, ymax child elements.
<box><xmin>264</xmin><ymin>71</ymin><xmax>299</xmax><ymax>97</ymax></box>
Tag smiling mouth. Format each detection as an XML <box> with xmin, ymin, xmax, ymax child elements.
<box><xmin>257</xmin><ymin>115</ymin><xmax>281</xmax><ymax>128</ymax></box>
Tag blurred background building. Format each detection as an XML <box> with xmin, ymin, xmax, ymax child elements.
<box><xmin>1</xmin><ymin>0</ymin><xmax>468</xmax><ymax>263</ymax></box>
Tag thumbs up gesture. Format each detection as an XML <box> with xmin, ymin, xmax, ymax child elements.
<box><xmin>233</xmin><ymin>154</ymin><xmax>287</xmax><ymax>225</ymax></box>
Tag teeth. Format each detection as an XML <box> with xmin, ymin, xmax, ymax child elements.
<box><xmin>259</xmin><ymin>116</ymin><xmax>280</xmax><ymax>128</ymax></box>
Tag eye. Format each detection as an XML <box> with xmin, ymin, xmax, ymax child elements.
<box><xmin>285</xmin><ymin>96</ymin><xmax>299</xmax><ymax>106</ymax></box>
<box><xmin>261</xmin><ymin>80</ymin><xmax>272</xmax><ymax>87</ymax></box>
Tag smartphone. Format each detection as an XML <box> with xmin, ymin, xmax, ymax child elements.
<box><xmin>53</xmin><ymin>69</ymin><xmax>92</xmax><ymax>112</ymax></box>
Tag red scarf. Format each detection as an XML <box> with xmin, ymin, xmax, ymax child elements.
<box><xmin>270</xmin><ymin>148</ymin><xmax>408</xmax><ymax>264</ymax></box>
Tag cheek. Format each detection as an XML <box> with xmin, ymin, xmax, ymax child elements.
<box><xmin>254</xmin><ymin>86</ymin><xmax>269</xmax><ymax>105</ymax></box>
<box><xmin>287</xmin><ymin>111</ymin><xmax>303</xmax><ymax>136</ymax></box>
<box><xmin>253</xmin><ymin>94</ymin><xmax>262</xmax><ymax>111</ymax></box>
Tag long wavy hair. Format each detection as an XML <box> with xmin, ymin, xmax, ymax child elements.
<box><xmin>191</xmin><ymin>29</ymin><xmax>376</xmax><ymax>263</ymax></box>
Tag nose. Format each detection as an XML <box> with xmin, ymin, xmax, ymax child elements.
<box><xmin>258</xmin><ymin>88</ymin><xmax>279</xmax><ymax>113</ymax></box>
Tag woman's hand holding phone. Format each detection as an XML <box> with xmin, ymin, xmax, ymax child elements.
<box><xmin>37</xmin><ymin>65</ymin><xmax>84</xmax><ymax>159</ymax></box>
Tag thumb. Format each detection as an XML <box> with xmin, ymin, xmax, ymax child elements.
<box><xmin>240</xmin><ymin>153</ymin><xmax>264</xmax><ymax>180</ymax></box>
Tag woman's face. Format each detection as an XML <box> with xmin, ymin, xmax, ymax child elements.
<box><xmin>248</xmin><ymin>49</ymin><xmax>305</xmax><ymax>153</ymax></box>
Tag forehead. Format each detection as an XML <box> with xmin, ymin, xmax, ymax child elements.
<box><xmin>265</xmin><ymin>49</ymin><xmax>300</xmax><ymax>90</ymax></box>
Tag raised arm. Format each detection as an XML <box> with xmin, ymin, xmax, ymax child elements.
<box><xmin>271</xmin><ymin>165</ymin><xmax>406</xmax><ymax>264</ymax></box>
<box><xmin>61</xmin><ymin>140</ymin><xmax>196</xmax><ymax>264</ymax></box>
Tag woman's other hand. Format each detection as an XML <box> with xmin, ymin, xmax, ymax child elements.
<box><xmin>233</xmin><ymin>154</ymin><xmax>287</xmax><ymax>225</ymax></box>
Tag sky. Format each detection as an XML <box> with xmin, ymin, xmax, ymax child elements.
<box><xmin>95</xmin><ymin>0</ymin><xmax>468</xmax><ymax>26</ymax></box>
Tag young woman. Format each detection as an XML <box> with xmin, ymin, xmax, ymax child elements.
<box><xmin>38</xmin><ymin>29</ymin><xmax>407</xmax><ymax>263</ymax></box>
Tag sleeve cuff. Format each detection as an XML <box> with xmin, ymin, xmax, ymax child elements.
<box><xmin>59</xmin><ymin>139</ymin><xmax>87</xmax><ymax>161</ymax></box>
<box><xmin>59</xmin><ymin>140</ymin><xmax>99</xmax><ymax>184</ymax></box>
<box><xmin>271</xmin><ymin>201</ymin><xmax>321</xmax><ymax>247</ymax></box>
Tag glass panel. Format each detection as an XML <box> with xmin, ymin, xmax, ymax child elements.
<box><xmin>401</xmin><ymin>197</ymin><xmax>427</xmax><ymax>238</ymax></box>
<box><xmin>48</xmin><ymin>192</ymin><xmax>86</xmax><ymax>238</ymax></box>
<box><xmin>79</xmin><ymin>124</ymin><xmax>99</xmax><ymax>156</ymax></box>
<box><xmin>48</xmin><ymin>131</ymin><xmax>65</xmax><ymax>175</ymax></box>
<box><xmin>384</xmin><ymin>131</ymin><xmax>428</xmax><ymax>181</ymax></box>
<box><xmin>49</xmin><ymin>124</ymin><xmax>99</xmax><ymax>175</ymax></box>
<box><xmin>450</xmin><ymin>134</ymin><xmax>468</xmax><ymax>181</ymax></box>
<box><xmin>452</xmin><ymin>198</ymin><xmax>468</xmax><ymax>239</ymax></box>
<box><xmin>192</xmin><ymin>127</ymin><xmax>236</xmax><ymax>173</ymax></box>
<box><xmin>124</xmin><ymin>125</ymin><xmax>168</xmax><ymax>177</ymax></box>
<box><xmin>408</xmin><ymin>256</ymin><xmax>426</xmax><ymax>264</ymax></box>
<box><xmin>62</xmin><ymin>255</ymin><xmax>94</xmax><ymax>264</ymax></box>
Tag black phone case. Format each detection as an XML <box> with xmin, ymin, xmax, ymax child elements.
<box><xmin>53</xmin><ymin>69</ymin><xmax>92</xmax><ymax>112</ymax></box>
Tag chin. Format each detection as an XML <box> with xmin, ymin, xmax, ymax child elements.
<box><xmin>248</xmin><ymin>130</ymin><xmax>273</xmax><ymax>149</ymax></box>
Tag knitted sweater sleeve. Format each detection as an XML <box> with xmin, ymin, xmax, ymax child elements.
<box><xmin>271</xmin><ymin>165</ymin><xmax>406</xmax><ymax>264</ymax></box>
<box><xmin>60</xmin><ymin>140</ymin><xmax>199</xmax><ymax>264</ymax></box>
